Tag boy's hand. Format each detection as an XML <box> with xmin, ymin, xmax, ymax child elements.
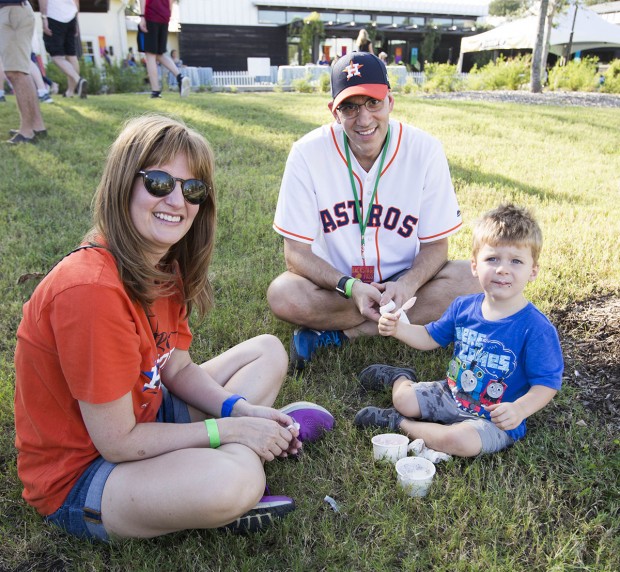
<box><xmin>378</xmin><ymin>311</ymin><xmax>400</xmax><ymax>337</ymax></box>
<box><xmin>485</xmin><ymin>402</ymin><xmax>526</xmax><ymax>431</ymax></box>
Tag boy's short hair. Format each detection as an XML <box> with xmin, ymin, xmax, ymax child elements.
<box><xmin>472</xmin><ymin>204</ymin><xmax>543</xmax><ymax>265</ymax></box>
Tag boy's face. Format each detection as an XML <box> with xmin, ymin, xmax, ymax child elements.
<box><xmin>471</xmin><ymin>243</ymin><xmax>539</xmax><ymax>302</ymax></box>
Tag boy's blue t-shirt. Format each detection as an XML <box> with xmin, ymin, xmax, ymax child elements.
<box><xmin>426</xmin><ymin>293</ymin><xmax>564</xmax><ymax>441</ymax></box>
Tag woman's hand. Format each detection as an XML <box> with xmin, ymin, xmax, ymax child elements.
<box><xmin>224</xmin><ymin>416</ymin><xmax>301</xmax><ymax>462</ymax></box>
<box><xmin>231</xmin><ymin>402</ymin><xmax>302</xmax><ymax>459</ymax></box>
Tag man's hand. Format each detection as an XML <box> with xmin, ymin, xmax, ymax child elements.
<box><xmin>374</xmin><ymin>280</ymin><xmax>414</xmax><ymax>312</ymax></box>
<box><xmin>350</xmin><ymin>280</ymin><xmax>382</xmax><ymax>322</ymax></box>
<box><xmin>139</xmin><ymin>17</ymin><xmax>148</xmax><ymax>33</ymax></box>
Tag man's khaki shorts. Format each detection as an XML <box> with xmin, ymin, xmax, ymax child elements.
<box><xmin>0</xmin><ymin>3</ymin><xmax>34</xmax><ymax>74</ymax></box>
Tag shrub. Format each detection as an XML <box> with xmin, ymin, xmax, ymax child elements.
<box><xmin>102</xmin><ymin>63</ymin><xmax>146</xmax><ymax>94</ymax></box>
<box><xmin>318</xmin><ymin>71</ymin><xmax>331</xmax><ymax>93</ymax></box>
<box><xmin>600</xmin><ymin>59</ymin><xmax>620</xmax><ymax>94</ymax></box>
<box><xmin>291</xmin><ymin>76</ymin><xmax>315</xmax><ymax>93</ymax></box>
<box><xmin>422</xmin><ymin>63</ymin><xmax>463</xmax><ymax>92</ymax></box>
<box><xmin>79</xmin><ymin>61</ymin><xmax>103</xmax><ymax>95</ymax></box>
<box><xmin>402</xmin><ymin>76</ymin><xmax>421</xmax><ymax>94</ymax></box>
<box><xmin>387</xmin><ymin>70</ymin><xmax>402</xmax><ymax>93</ymax></box>
<box><xmin>466</xmin><ymin>54</ymin><xmax>530</xmax><ymax>90</ymax></box>
<box><xmin>548</xmin><ymin>57</ymin><xmax>599</xmax><ymax>92</ymax></box>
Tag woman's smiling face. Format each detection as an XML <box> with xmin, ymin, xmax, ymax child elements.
<box><xmin>130</xmin><ymin>153</ymin><xmax>200</xmax><ymax>264</ymax></box>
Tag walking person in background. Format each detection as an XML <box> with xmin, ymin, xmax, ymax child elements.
<box><xmin>14</xmin><ymin>114</ymin><xmax>334</xmax><ymax>540</ymax></box>
<box><xmin>355</xmin><ymin>28</ymin><xmax>374</xmax><ymax>54</ymax></box>
<box><xmin>138</xmin><ymin>0</ymin><xmax>189</xmax><ymax>98</ymax></box>
<box><xmin>1</xmin><ymin>0</ymin><xmax>47</xmax><ymax>143</ymax></box>
<box><xmin>40</xmin><ymin>0</ymin><xmax>87</xmax><ymax>98</ymax></box>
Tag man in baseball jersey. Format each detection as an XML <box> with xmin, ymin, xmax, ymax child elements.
<box><xmin>268</xmin><ymin>52</ymin><xmax>480</xmax><ymax>370</ymax></box>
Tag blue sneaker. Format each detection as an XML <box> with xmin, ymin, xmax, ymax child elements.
<box><xmin>219</xmin><ymin>495</ymin><xmax>295</xmax><ymax>534</ymax></box>
<box><xmin>289</xmin><ymin>328</ymin><xmax>346</xmax><ymax>371</ymax></box>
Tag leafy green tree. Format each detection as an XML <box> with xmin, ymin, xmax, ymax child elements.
<box><xmin>489</xmin><ymin>0</ymin><xmax>526</xmax><ymax>16</ymax></box>
<box><xmin>299</xmin><ymin>12</ymin><xmax>325</xmax><ymax>65</ymax></box>
<box><xmin>421</xmin><ymin>28</ymin><xmax>441</xmax><ymax>65</ymax></box>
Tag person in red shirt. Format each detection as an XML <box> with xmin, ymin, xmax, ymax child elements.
<box><xmin>138</xmin><ymin>0</ymin><xmax>189</xmax><ymax>98</ymax></box>
<box><xmin>14</xmin><ymin>114</ymin><xmax>334</xmax><ymax>540</ymax></box>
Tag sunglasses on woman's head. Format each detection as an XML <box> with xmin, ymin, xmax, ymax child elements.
<box><xmin>137</xmin><ymin>170</ymin><xmax>211</xmax><ymax>205</ymax></box>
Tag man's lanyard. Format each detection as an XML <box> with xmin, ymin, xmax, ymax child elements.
<box><xmin>344</xmin><ymin>126</ymin><xmax>391</xmax><ymax>264</ymax></box>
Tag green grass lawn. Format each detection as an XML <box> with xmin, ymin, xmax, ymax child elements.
<box><xmin>1</xmin><ymin>92</ymin><xmax>619</xmax><ymax>571</ymax></box>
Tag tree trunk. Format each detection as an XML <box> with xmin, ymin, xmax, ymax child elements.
<box><xmin>541</xmin><ymin>0</ymin><xmax>563</xmax><ymax>86</ymax></box>
<box><xmin>530</xmin><ymin>0</ymin><xmax>550</xmax><ymax>93</ymax></box>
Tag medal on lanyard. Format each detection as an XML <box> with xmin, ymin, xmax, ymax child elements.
<box><xmin>344</xmin><ymin>126</ymin><xmax>391</xmax><ymax>283</ymax></box>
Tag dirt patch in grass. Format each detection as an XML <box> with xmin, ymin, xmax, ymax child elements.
<box><xmin>551</xmin><ymin>294</ymin><xmax>620</xmax><ymax>431</ymax></box>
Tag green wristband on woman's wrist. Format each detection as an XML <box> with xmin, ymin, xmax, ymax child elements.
<box><xmin>344</xmin><ymin>277</ymin><xmax>358</xmax><ymax>298</ymax></box>
<box><xmin>204</xmin><ymin>418</ymin><xmax>220</xmax><ymax>448</ymax></box>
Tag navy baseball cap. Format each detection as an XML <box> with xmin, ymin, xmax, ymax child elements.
<box><xmin>331</xmin><ymin>52</ymin><xmax>390</xmax><ymax>109</ymax></box>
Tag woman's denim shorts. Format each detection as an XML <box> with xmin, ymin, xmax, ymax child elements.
<box><xmin>44</xmin><ymin>386</ymin><xmax>190</xmax><ymax>541</ymax></box>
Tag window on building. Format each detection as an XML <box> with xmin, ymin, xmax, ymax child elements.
<box><xmin>376</xmin><ymin>15</ymin><xmax>392</xmax><ymax>26</ymax></box>
<box><xmin>336</xmin><ymin>13</ymin><xmax>353</xmax><ymax>24</ymax></box>
<box><xmin>354</xmin><ymin>14</ymin><xmax>372</xmax><ymax>24</ymax></box>
<box><xmin>258</xmin><ymin>10</ymin><xmax>286</xmax><ymax>24</ymax></box>
<box><xmin>407</xmin><ymin>17</ymin><xmax>425</xmax><ymax>27</ymax></box>
<box><xmin>81</xmin><ymin>40</ymin><xmax>95</xmax><ymax>64</ymax></box>
<box><xmin>431</xmin><ymin>18</ymin><xmax>453</xmax><ymax>29</ymax></box>
<box><xmin>287</xmin><ymin>11</ymin><xmax>312</xmax><ymax>23</ymax></box>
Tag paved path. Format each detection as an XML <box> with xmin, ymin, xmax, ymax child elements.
<box><xmin>418</xmin><ymin>90</ymin><xmax>620</xmax><ymax>108</ymax></box>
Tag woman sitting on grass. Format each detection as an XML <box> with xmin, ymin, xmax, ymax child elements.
<box><xmin>14</xmin><ymin>114</ymin><xmax>334</xmax><ymax>540</ymax></box>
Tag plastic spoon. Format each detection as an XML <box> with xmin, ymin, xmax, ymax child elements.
<box><xmin>399</xmin><ymin>296</ymin><xmax>417</xmax><ymax>313</ymax></box>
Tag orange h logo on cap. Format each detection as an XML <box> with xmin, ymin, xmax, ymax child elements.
<box><xmin>343</xmin><ymin>62</ymin><xmax>364</xmax><ymax>80</ymax></box>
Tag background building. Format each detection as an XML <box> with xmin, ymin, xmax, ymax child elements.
<box><xmin>178</xmin><ymin>0</ymin><xmax>490</xmax><ymax>70</ymax></box>
<box><xmin>29</xmin><ymin>0</ymin><xmax>490</xmax><ymax>71</ymax></box>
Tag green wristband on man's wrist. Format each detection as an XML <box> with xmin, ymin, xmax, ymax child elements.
<box><xmin>344</xmin><ymin>277</ymin><xmax>359</xmax><ymax>298</ymax></box>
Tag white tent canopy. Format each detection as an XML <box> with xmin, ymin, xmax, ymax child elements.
<box><xmin>459</xmin><ymin>4</ymin><xmax>620</xmax><ymax>64</ymax></box>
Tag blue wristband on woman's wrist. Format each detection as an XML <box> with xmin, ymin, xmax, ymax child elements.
<box><xmin>221</xmin><ymin>394</ymin><xmax>246</xmax><ymax>417</ymax></box>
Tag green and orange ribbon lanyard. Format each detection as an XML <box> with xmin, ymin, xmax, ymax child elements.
<box><xmin>343</xmin><ymin>125</ymin><xmax>391</xmax><ymax>265</ymax></box>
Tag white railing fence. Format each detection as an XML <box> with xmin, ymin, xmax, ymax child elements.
<box><xmin>178</xmin><ymin>66</ymin><xmax>468</xmax><ymax>89</ymax></box>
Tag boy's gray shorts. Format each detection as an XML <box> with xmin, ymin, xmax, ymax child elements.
<box><xmin>414</xmin><ymin>380</ymin><xmax>515</xmax><ymax>454</ymax></box>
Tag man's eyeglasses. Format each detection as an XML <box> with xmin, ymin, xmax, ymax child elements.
<box><xmin>137</xmin><ymin>170</ymin><xmax>211</xmax><ymax>205</ymax></box>
<box><xmin>336</xmin><ymin>98</ymin><xmax>385</xmax><ymax>119</ymax></box>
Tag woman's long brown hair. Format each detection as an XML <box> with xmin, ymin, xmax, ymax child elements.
<box><xmin>88</xmin><ymin>114</ymin><xmax>216</xmax><ymax>319</ymax></box>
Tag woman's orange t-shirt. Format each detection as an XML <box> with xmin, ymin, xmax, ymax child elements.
<box><xmin>14</xmin><ymin>247</ymin><xmax>192</xmax><ymax>516</ymax></box>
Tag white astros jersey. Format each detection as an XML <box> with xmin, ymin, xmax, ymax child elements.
<box><xmin>273</xmin><ymin>119</ymin><xmax>462</xmax><ymax>283</ymax></box>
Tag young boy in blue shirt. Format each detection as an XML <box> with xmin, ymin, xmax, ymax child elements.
<box><xmin>355</xmin><ymin>204</ymin><xmax>563</xmax><ymax>457</ymax></box>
